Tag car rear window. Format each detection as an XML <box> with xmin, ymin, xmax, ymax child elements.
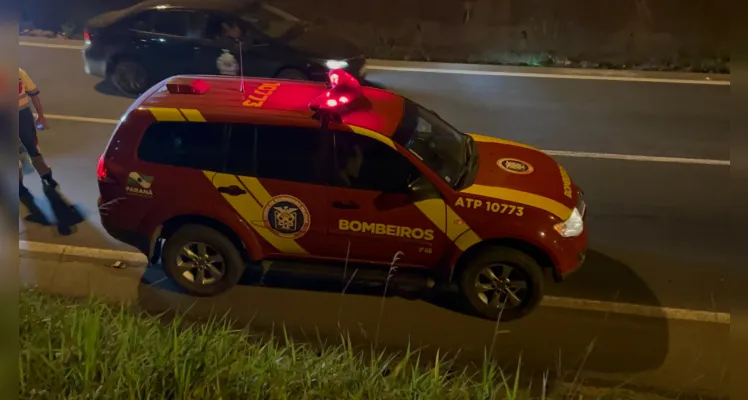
<box><xmin>137</xmin><ymin>122</ymin><xmax>227</xmax><ymax>171</ymax></box>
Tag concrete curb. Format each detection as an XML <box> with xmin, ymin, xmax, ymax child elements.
<box><xmin>19</xmin><ymin>240</ymin><xmax>148</xmax><ymax>267</ymax></box>
<box><xmin>17</xmin><ymin>240</ymin><xmax>730</xmax><ymax>324</ymax></box>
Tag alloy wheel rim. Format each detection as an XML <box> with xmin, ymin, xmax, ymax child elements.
<box><xmin>176</xmin><ymin>242</ymin><xmax>226</xmax><ymax>286</ymax></box>
<box><xmin>474</xmin><ymin>263</ymin><xmax>529</xmax><ymax>310</ymax></box>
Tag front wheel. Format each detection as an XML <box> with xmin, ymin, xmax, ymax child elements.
<box><xmin>162</xmin><ymin>224</ymin><xmax>246</xmax><ymax>297</ymax></box>
<box><xmin>458</xmin><ymin>246</ymin><xmax>544</xmax><ymax>322</ymax></box>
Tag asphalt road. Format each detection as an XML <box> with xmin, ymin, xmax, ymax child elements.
<box><xmin>19</xmin><ymin>42</ymin><xmax>729</xmax><ymax>161</ymax></box>
<box><xmin>18</xmin><ymin>40</ymin><xmax>730</xmax><ymax>396</ymax></box>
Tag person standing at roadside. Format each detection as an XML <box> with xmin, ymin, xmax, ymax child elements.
<box><xmin>18</xmin><ymin>67</ymin><xmax>57</xmax><ymax>196</ymax></box>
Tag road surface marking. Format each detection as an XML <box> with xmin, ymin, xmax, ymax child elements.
<box><xmin>20</xmin><ymin>41</ymin><xmax>83</xmax><ymax>50</ymax></box>
<box><xmin>44</xmin><ymin>113</ymin><xmax>121</xmax><ymax>125</ymax></box>
<box><xmin>542</xmin><ymin>296</ymin><xmax>729</xmax><ymax>324</ymax></box>
<box><xmin>43</xmin><ymin>113</ymin><xmax>730</xmax><ymax>166</ymax></box>
<box><xmin>542</xmin><ymin>150</ymin><xmax>729</xmax><ymax>166</ymax></box>
<box><xmin>19</xmin><ymin>240</ymin><xmax>730</xmax><ymax>324</ymax></box>
<box><xmin>19</xmin><ymin>40</ymin><xmax>728</xmax><ymax>86</ymax></box>
<box><xmin>367</xmin><ymin>65</ymin><xmax>730</xmax><ymax>86</ymax></box>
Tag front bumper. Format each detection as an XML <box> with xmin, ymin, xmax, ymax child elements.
<box><xmin>346</xmin><ymin>56</ymin><xmax>367</xmax><ymax>78</ymax></box>
<box><xmin>554</xmin><ymin>249</ymin><xmax>586</xmax><ymax>282</ymax></box>
<box><xmin>553</xmin><ymin>189</ymin><xmax>588</xmax><ymax>282</ymax></box>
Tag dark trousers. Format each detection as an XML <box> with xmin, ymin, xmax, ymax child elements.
<box><xmin>19</xmin><ymin>107</ymin><xmax>51</xmax><ymax>181</ymax></box>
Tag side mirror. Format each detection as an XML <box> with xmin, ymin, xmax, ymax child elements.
<box><xmin>407</xmin><ymin>174</ymin><xmax>441</xmax><ymax>203</ymax></box>
<box><xmin>407</xmin><ymin>174</ymin><xmax>432</xmax><ymax>193</ymax></box>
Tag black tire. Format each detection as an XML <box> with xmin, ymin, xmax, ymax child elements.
<box><xmin>108</xmin><ymin>59</ymin><xmax>148</xmax><ymax>97</ymax></box>
<box><xmin>458</xmin><ymin>246</ymin><xmax>544</xmax><ymax>322</ymax></box>
<box><xmin>275</xmin><ymin>68</ymin><xmax>309</xmax><ymax>81</ymax></box>
<box><xmin>162</xmin><ymin>224</ymin><xmax>246</xmax><ymax>297</ymax></box>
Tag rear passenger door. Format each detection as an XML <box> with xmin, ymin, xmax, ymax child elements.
<box><xmin>222</xmin><ymin>123</ymin><xmax>334</xmax><ymax>259</ymax></box>
<box><xmin>135</xmin><ymin>121</ymin><xmax>230</xmax><ymax>233</ymax></box>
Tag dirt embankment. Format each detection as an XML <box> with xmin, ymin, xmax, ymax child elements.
<box><xmin>21</xmin><ymin>0</ymin><xmax>729</xmax><ymax>73</ymax></box>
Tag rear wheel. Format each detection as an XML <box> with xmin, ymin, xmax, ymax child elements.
<box><xmin>162</xmin><ymin>224</ymin><xmax>245</xmax><ymax>296</ymax></box>
<box><xmin>458</xmin><ymin>246</ymin><xmax>544</xmax><ymax>322</ymax></box>
<box><xmin>109</xmin><ymin>59</ymin><xmax>148</xmax><ymax>96</ymax></box>
<box><xmin>275</xmin><ymin>68</ymin><xmax>309</xmax><ymax>81</ymax></box>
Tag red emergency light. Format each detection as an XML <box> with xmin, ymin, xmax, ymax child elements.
<box><xmin>166</xmin><ymin>79</ymin><xmax>210</xmax><ymax>94</ymax></box>
<box><xmin>309</xmin><ymin>69</ymin><xmax>363</xmax><ymax>113</ymax></box>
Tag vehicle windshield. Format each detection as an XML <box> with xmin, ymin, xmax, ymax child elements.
<box><xmin>240</xmin><ymin>3</ymin><xmax>302</xmax><ymax>39</ymax></box>
<box><xmin>396</xmin><ymin>99</ymin><xmax>470</xmax><ymax>188</ymax></box>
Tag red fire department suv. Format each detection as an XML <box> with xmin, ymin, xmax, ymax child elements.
<box><xmin>97</xmin><ymin>69</ymin><xmax>587</xmax><ymax>321</ymax></box>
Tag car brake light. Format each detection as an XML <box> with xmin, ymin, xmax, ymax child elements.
<box><xmin>97</xmin><ymin>154</ymin><xmax>114</xmax><ymax>183</ymax></box>
<box><xmin>166</xmin><ymin>79</ymin><xmax>210</xmax><ymax>94</ymax></box>
<box><xmin>309</xmin><ymin>69</ymin><xmax>363</xmax><ymax>113</ymax></box>
<box><xmin>83</xmin><ymin>29</ymin><xmax>91</xmax><ymax>43</ymax></box>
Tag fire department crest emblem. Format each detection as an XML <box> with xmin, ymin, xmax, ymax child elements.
<box><xmin>262</xmin><ymin>195</ymin><xmax>311</xmax><ymax>239</ymax></box>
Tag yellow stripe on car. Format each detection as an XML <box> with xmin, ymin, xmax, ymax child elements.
<box><xmin>462</xmin><ymin>184</ymin><xmax>572</xmax><ymax>220</ymax></box>
<box><xmin>414</xmin><ymin>199</ymin><xmax>446</xmax><ymax>231</ymax></box>
<box><xmin>180</xmin><ymin>108</ymin><xmax>207</xmax><ymax>122</ymax></box>
<box><xmin>237</xmin><ymin>176</ymin><xmax>272</xmax><ymax>205</ymax></box>
<box><xmin>468</xmin><ymin>133</ymin><xmax>539</xmax><ymax>151</ymax></box>
<box><xmin>446</xmin><ymin>205</ymin><xmax>482</xmax><ymax>251</ymax></box>
<box><xmin>347</xmin><ymin>125</ymin><xmax>397</xmax><ymax>149</ymax></box>
<box><xmin>148</xmin><ymin>107</ymin><xmax>186</xmax><ymax>122</ymax></box>
<box><xmin>203</xmin><ymin>171</ymin><xmax>308</xmax><ymax>255</ymax></box>
<box><xmin>415</xmin><ymin>198</ymin><xmax>482</xmax><ymax>252</ymax></box>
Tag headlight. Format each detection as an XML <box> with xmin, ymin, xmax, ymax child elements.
<box><xmin>553</xmin><ymin>208</ymin><xmax>584</xmax><ymax>237</ymax></box>
<box><xmin>325</xmin><ymin>60</ymin><xmax>349</xmax><ymax>69</ymax></box>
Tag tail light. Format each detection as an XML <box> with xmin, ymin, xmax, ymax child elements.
<box><xmin>97</xmin><ymin>154</ymin><xmax>115</xmax><ymax>183</ymax></box>
<box><xmin>83</xmin><ymin>29</ymin><xmax>92</xmax><ymax>45</ymax></box>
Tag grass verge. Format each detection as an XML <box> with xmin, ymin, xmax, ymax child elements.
<box><xmin>20</xmin><ymin>288</ymin><xmax>674</xmax><ymax>399</ymax></box>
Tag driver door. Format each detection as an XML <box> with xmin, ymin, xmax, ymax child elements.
<box><xmin>324</xmin><ymin>129</ymin><xmax>449</xmax><ymax>267</ymax></box>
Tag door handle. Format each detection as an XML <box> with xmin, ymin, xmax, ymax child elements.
<box><xmin>217</xmin><ymin>185</ymin><xmax>247</xmax><ymax>196</ymax></box>
<box><xmin>332</xmin><ymin>200</ymin><xmax>359</xmax><ymax>210</ymax></box>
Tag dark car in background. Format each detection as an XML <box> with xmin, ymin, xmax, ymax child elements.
<box><xmin>82</xmin><ymin>0</ymin><xmax>367</xmax><ymax>96</ymax></box>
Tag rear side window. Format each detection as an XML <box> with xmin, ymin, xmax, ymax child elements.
<box><xmin>151</xmin><ymin>10</ymin><xmax>192</xmax><ymax>36</ymax></box>
<box><xmin>126</xmin><ymin>11</ymin><xmax>154</xmax><ymax>31</ymax></box>
<box><xmin>223</xmin><ymin>124</ymin><xmax>332</xmax><ymax>185</ymax></box>
<box><xmin>137</xmin><ymin>122</ymin><xmax>227</xmax><ymax>171</ymax></box>
<box><xmin>253</xmin><ymin>125</ymin><xmax>332</xmax><ymax>185</ymax></box>
<box><xmin>225</xmin><ymin>123</ymin><xmax>256</xmax><ymax>176</ymax></box>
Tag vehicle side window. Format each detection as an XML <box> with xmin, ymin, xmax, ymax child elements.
<box><xmin>254</xmin><ymin>125</ymin><xmax>331</xmax><ymax>185</ymax></box>
<box><xmin>137</xmin><ymin>122</ymin><xmax>227</xmax><ymax>171</ymax></box>
<box><xmin>151</xmin><ymin>10</ymin><xmax>191</xmax><ymax>36</ymax></box>
<box><xmin>333</xmin><ymin>131</ymin><xmax>421</xmax><ymax>193</ymax></box>
<box><xmin>127</xmin><ymin>11</ymin><xmax>154</xmax><ymax>31</ymax></box>
<box><xmin>204</xmin><ymin>13</ymin><xmax>256</xmax><ymax>43</ymax></box>
<box><xmin>225</xmin><ymin>123</ymin><xmax>256</xmax><ymax>176</ymax></box>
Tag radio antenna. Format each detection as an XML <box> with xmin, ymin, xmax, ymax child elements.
<box><xmin>237</xmin><ymin>39</ymin><xmax>245</xmax><ymax>93</ymax></box>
